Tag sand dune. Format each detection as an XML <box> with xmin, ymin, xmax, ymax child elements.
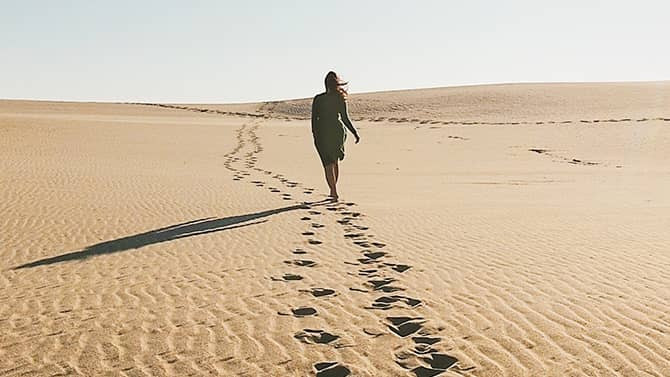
<box><xmin>1</xmin><ymin>82</ymin><xmax>670</xmax><ymax>376</ymax></box>
<box><xmin>176</xmin><ymin>81</ymin><xmax>670</xmax><ymax>123</ymax></box>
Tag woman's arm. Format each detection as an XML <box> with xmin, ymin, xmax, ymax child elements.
<box><xmin>340</xmin><ymin>99</ymin><xmax>360</xmax><ymax>143</ymax></box>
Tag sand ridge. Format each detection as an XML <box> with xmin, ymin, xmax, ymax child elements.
<box><xmin>141</xmin><ymin>81</ymin><xmax>670</xmax><ymax>125</ymax></box>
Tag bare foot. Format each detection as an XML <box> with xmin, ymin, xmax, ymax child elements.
<box><xmin>329</xmin><ymin>193</ymin><xmax>339</xmax><ymax>201</ymax></box>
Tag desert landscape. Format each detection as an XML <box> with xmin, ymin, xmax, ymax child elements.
<box><xmin>1</xmin><ymin>82</ymin><xmax>669</xmax><ymax>376</ymax></box>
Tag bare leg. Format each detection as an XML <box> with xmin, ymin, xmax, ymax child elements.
<box><xmin>323</xmin><ymin>163</ymin><xmax>338</xmax><ymax>200</ymax></box>
<box><xmin>334</xmin><ymin>160</ymin><xmax>339</xmax><ymax>183</ymax></box>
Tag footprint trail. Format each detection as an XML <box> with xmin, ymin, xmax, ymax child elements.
<box><xmin>164</xmin><ymin>107</ymin><xmax>474</xmax><ymax>375</ymax></box>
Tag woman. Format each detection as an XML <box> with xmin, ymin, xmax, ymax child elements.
<box><xmin>311</xmin><ymin>71</ymin><xmax>360</xmax><ymax>200</ymax></box>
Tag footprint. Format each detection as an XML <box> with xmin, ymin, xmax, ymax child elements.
<box><xmin>386</xmin><ymin>263</ymin><xmax>412</xmax><ymax>273</ymax></box>
<box><xmin>295</xmin><ymin>329</ymin><xmax>340</xmax><ymax>345</ymax></box>
<box><xmin>308</xmin><ymin>239</ymin><xmax>323</xmax><ymax>245</ymax></box>
<box><xmin>368</xmin><ymin>277</ymin><xmax>395</xmax><ymax>288</ymax></box>
<box><xmin>358</xmin><ymin>268</ymin><xmax>378</xmax><ymax>276</ymax></box>
<box><xmin>369</xmin><ymin>302</ymin><xmax>393</xmax><ymax>310</ymax></box>
<box><xmin>344</xmin><ymin>233</ymin><xmax>365</xmax><ymax>239</ymax></box>
<box><xmin>309</xmin><ymin>211</ymin><xmax>321</xmax><ymax>215</ymax></box>
<box><xmin>286</xmin><ymin>307</ymin><xmax>316</xmax><ymax>317</ymax></box>
<box><xmin>293</xmin><ymin>248</ymin><xmax>308</xmax><ymax>255</ymax></box>
<box><xmin>413</xmin><ymin>336</ymin><xmax>442</xmax><ymax>345</ymax></box>
<box><xmin>302</xmin><ymin>288</ymin><xmax>336</xmax><ymax>297</ymax></box>
<box><xmin>368</xmin><ymin>295</ymin><xmax>422</xmax><ymax>310</ymax></box>
<box><xmin>371</xmin><ymin>242</ymin><xmax>386</xmax><ymax>248</ymax></box>
<box><xmin>311</xmin><ymin>223</ymin><xmax>325</xmax><ymax>229</ymax></box>
<box><xmin>410</xmin><ymin>366</ymin><xmax>446</xmax><ymax>377</ymax></box>
<box><xmin>387</xmin><ymin>316</ymin><xmax>426</xmax><ymax>337</ymax></box>
<box><xmin>271</xmin><ymin>273</ymin><xmax>303</xmax><ymax>281</ymax></box>
<box><xmin>357</xmin><ymin>257</ymin><xmax>379</xmax><ymax>265</ymax></box>
<box><xmin>363</xmin><ymin>251</ymin><xmax>386</xmax><ymax>260</ymax></box>
<box><xmin>420</xmin><ymin>353</ymin><xmax>458</xmax><ymax>371</ymax></box>
<box><xmin>367</xmin><ymin>278</ymin><xmax>403</xmax><ymax>292</ymax></box>
<box><xmin>285</xmin><ymin>259</ymin><xmax>317</xmax><ymax>267</ymax></box>
<box><xmin>302</xmin><ymin>231</ymin><xmax>315</xmax><ymax>236</ymax></box>
<box><xmin>314</xmin><ymin>362</ymin><xmax>350</xmax><ymax>377</ymax></box>
<box><xmin>300</xmin><ymin>217</ymin><xmax>311</xmax><ymax>221</ymax></box>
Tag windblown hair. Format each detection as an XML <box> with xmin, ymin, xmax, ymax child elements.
<box><xmin>324</xmin><ymin>71</ymin><xmax>348</xmax><ymax>100</ymax></box>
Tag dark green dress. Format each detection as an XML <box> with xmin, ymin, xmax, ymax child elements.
<box><xmin>311</xmin><ymin>92</ymin><xmax>357</xmax><ymax>166</ymax></box>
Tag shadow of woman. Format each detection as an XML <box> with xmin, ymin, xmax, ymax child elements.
<box><xmin>13</xmin><ymin>201</ymin><xmax>330</xmax><ymax>270</ymax></box>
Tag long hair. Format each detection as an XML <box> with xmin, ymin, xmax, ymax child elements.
<box><xmin>324</xmin><ymin>71</ymin><xmax>348</xmax><ymax>100</ymax></box>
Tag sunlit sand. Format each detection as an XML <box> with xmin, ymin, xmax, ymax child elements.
<box><xmin>2</xmin><ymin>82</ymin><xmax>669</xmax><ymax>376</ymax></box>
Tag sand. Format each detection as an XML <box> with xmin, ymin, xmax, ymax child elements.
<box><xmin>1</xmin><ymin>82</ymin><xmax>669</xmax><ymax>376</ymax></box>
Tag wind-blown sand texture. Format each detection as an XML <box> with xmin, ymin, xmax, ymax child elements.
<box><xmin>1</xmin><ymin>82</ymin><xmax>669</xmax><ymax>376</ymax></box>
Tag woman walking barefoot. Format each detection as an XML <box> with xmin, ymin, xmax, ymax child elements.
<box><xmin>311</xmin><ymin>71</ymin><xmax>360</xmax><ymax>200</ymax></box>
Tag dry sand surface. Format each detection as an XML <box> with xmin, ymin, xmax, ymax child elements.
<box><xmin>1</xmin><ymin>82</ymin><xmax>669</xmax><ymax>376</ymax></box>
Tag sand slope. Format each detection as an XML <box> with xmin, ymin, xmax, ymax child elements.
<box><xmin>1</xmin><ymin>82</ymin><xmax>670</xmax><ymax>376</ymax></box>
<box><xmin>182</xmin><ymin>81</ymin><xmax>670</xmax><ymax>123</ymax></box>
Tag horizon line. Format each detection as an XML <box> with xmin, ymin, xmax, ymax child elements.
<box><xmin>2</xmin><ymin>79</ymin><xmax>668</xmax><ymax>106</ymax></box>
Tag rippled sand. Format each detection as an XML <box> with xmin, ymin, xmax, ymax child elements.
<box><xmin>2</xmin><ymin>82</ymin><xmax>669</xmax><ymax>376</ymax></box>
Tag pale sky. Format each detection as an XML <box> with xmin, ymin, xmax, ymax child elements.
<box><xmin>1</xmin><ymin>0</ymin><xmax>668</xmax><ymax>103</ymax></box>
